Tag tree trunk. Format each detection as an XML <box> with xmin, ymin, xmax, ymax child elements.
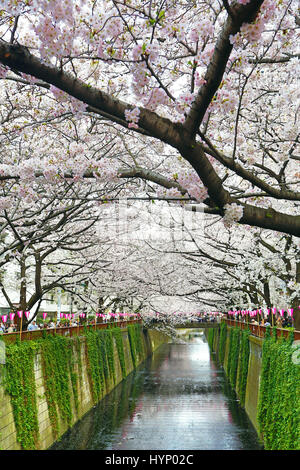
<box><xmin>17</xmin><ymin>257</ymin><xmax>28</xmax><ymax>331</ymax></box>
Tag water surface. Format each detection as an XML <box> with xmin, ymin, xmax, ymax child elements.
<box><xmin>51</xmin><ymin>330</ymin><xmax>262</xmax><ymax>450</ymax></box>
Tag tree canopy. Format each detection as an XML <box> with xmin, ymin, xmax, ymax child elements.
<box><xmin>0</xmin><ymin>0</ymin><xmax>299</xmax><ymax>326</ymax></box>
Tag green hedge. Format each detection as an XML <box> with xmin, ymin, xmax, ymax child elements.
<box><xmin>257</xmin><ymin>329</ymin><xmax>300</xmax><ymax>450</ymax></box>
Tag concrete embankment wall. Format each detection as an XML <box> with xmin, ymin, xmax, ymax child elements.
<box><xmin>0</xmin><ymin>327</ymin><xmax>170</xmax><ymax>450</ymax></box>
<box><xmin>206</xmin><ymin>326</ymin><xmax>262</xmax><ymax>435</ymax></box>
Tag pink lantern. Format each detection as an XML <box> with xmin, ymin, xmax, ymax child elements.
<box><xmin>271</xmin><ymin>308</ymin><xmax>276</xmax><ymax>315</ymax></box>
<box><xmin>17</xmin><ymin>310</ymin><xmax>23</xmax><ymax>318</ymax></box>
<box><xmin>9</xmin><ymin>312</ymin><xmax>15</xmax><ymax>321</ymax></box>
<box><xmin>24</xmin><ymin>311</ymin><xmax>30</xmax><ymax>320</ymax></box>
<box><xmin>42</xmin><ymin>312</ymin><xmax>47</xmax><ymax>320</ymax></box>
<box><xmin>287</xmin><ymin>308</ymin><xmax>293</xmax><ymax>318</ymax></box>
<box><xmin>1</xmin><ymin>315</ymin><xmax>8</xmax><ymax>323</ymax></box>
<box><xmin>60</xmin><ymin>313</ymin><xmax>64</xmax><ymax>318</ymax></box>
<box><xmin>279</xmin><ymin>309</ymin><xmax>285</xmax><ymax>317</ymax></box>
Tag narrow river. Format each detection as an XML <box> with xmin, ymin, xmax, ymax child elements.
<box><xmin>51</xmin><ymin>329</ymin><xmax>262</xmax><ymax>450</ymax></box>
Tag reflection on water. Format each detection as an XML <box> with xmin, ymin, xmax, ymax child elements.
<box><xmin>51</xmin><ymin>330</ymin><xmax>262</xmax><ymax>450</ymax></box>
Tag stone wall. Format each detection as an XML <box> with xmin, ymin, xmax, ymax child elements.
<box><xmin>205</xmin><ymin>326</ymin><xmax>263</xmax><ymax>436</ymax></box>
<box><xmin>0</xmin><ymin>327</ymin><xmax>170</xmax><ymax>450</ymax></box>
<box><xmin>244</xmin><ymin>336</ymin><xmax>263</xmax><ymax>432</ymax></box>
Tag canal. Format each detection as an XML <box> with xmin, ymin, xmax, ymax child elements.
<box><xmin>51</xmin><ymin>329</ymin><xmax>262</xmax><ymax>450</ymax></box>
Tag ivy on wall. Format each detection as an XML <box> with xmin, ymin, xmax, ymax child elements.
<box><xmin>127</xmin><ymin>324</ymin><xmax>143</xmax><ymax>368</ymax></box>
<box><xmin>207</xmin><ymin>328</ymin><xmax>215</xmax><ymax>351</ymax></box>
<box><xmin>4</xmin><ymin>341</ymin><xmax>39</xmax><ymax>450</ymax></box>
<box><xmin>40</xmin><ymin>335</ymin><xmax>77</xmax><ymax>438</ymax></box>
<box><xmin>85</xmin><ymin>330</ymin><xmax>106</xmax><ymax>403</ymax></box>
<box><xmin>257</xmin><ymin>329</ymin><xmax>300</xmax><ymax>450</ymax></box>
<box><xmin>2</xmin><ymin>325</ymin><xmax>145</xmax><ymax>450</ymax></box>
<box><xmin>74</xmin><ymin>336</ymin><xmax>83</xmax><ymax>386</ymax></box>
<box><xmin>218</xmin><ymin>322</ymin><xmax>227</xmax><ymax>365</ymax></box>
<box><xmin>104</xmin><ymin>329</ymin><xmax>116</xmax><ymax>383</ymax></box>
<box><xmin>236</xmin><ymin>328</ymin><xmax>251</xmax><ymax>407</ymax></box>
<box><xmin>227</xmin><ymin>327</ymin><xmax>240</xmax><ymax>389</ymax></box>
<box><xmin>207</xmin><ymin>323</ymin><xmax>299</xmax><ymax>450</ymax></box>
<box><xmin>112</xmin><ymin>328</ymin><xmax>126</xmax><ymax>379</ymax></box>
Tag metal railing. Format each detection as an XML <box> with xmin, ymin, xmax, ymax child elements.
<box><xmin>224</xmin><ymin>318</ymin><xmax>300</xmax><ymax>341</ymax></box>
<box><xmin>0</xmin><ymin>319</ymin><xmax>143</xmax><ymax>344</ymax></box>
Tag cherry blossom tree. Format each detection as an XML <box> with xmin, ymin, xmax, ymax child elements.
<box><xmin>0</xmin><ymin>0</ymin><xmax>298</xmax><ymax>236</ymax></box>
<box><xmin>0</xmin><ymin>0</ymin><xmax>299</xmax><ymax>331</ymax></box>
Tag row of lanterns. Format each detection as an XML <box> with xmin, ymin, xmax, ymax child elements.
<box><xmin>1</xmin><ymin>311</ymin><xmax>140</xmax><ymax>323</ymax></box>
<box><xmin>227</xmin><ymin>308</ymin><xmax>296</xmax><ymax>318</ymax></box>
<box><xmin>1</xmin><ymin>311</ymin><xmax>33</xmax><ymax>323</ymax></box>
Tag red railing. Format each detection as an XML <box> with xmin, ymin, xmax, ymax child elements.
<box><xmin>0</xmin><ymin>319</ymin><xmax>143</xmax><ymax>344</ymax></box>
<box><xmin>224</xmin><ymin>318</ymin><xmax>300</xmax><ymax>341</ymax></box>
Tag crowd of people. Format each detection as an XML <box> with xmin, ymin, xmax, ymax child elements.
<box><xmin>0</xmin><ymin>310</ymin><xmax>295</xmax><ymax>335</ymax></box>
<box><xmin>193</xmin><ymin>313</ymin><xmax>222</xmax><ymax>323</ymax></box>
<box><xmin>227</xmin><ymin>311</ymin><xmax>294</xmax><ymax>328</ymax></box>
<box><xmin>0</xmin><ymin>313</ymin><xmax>140</xmax><ymax>334</ymax></box>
